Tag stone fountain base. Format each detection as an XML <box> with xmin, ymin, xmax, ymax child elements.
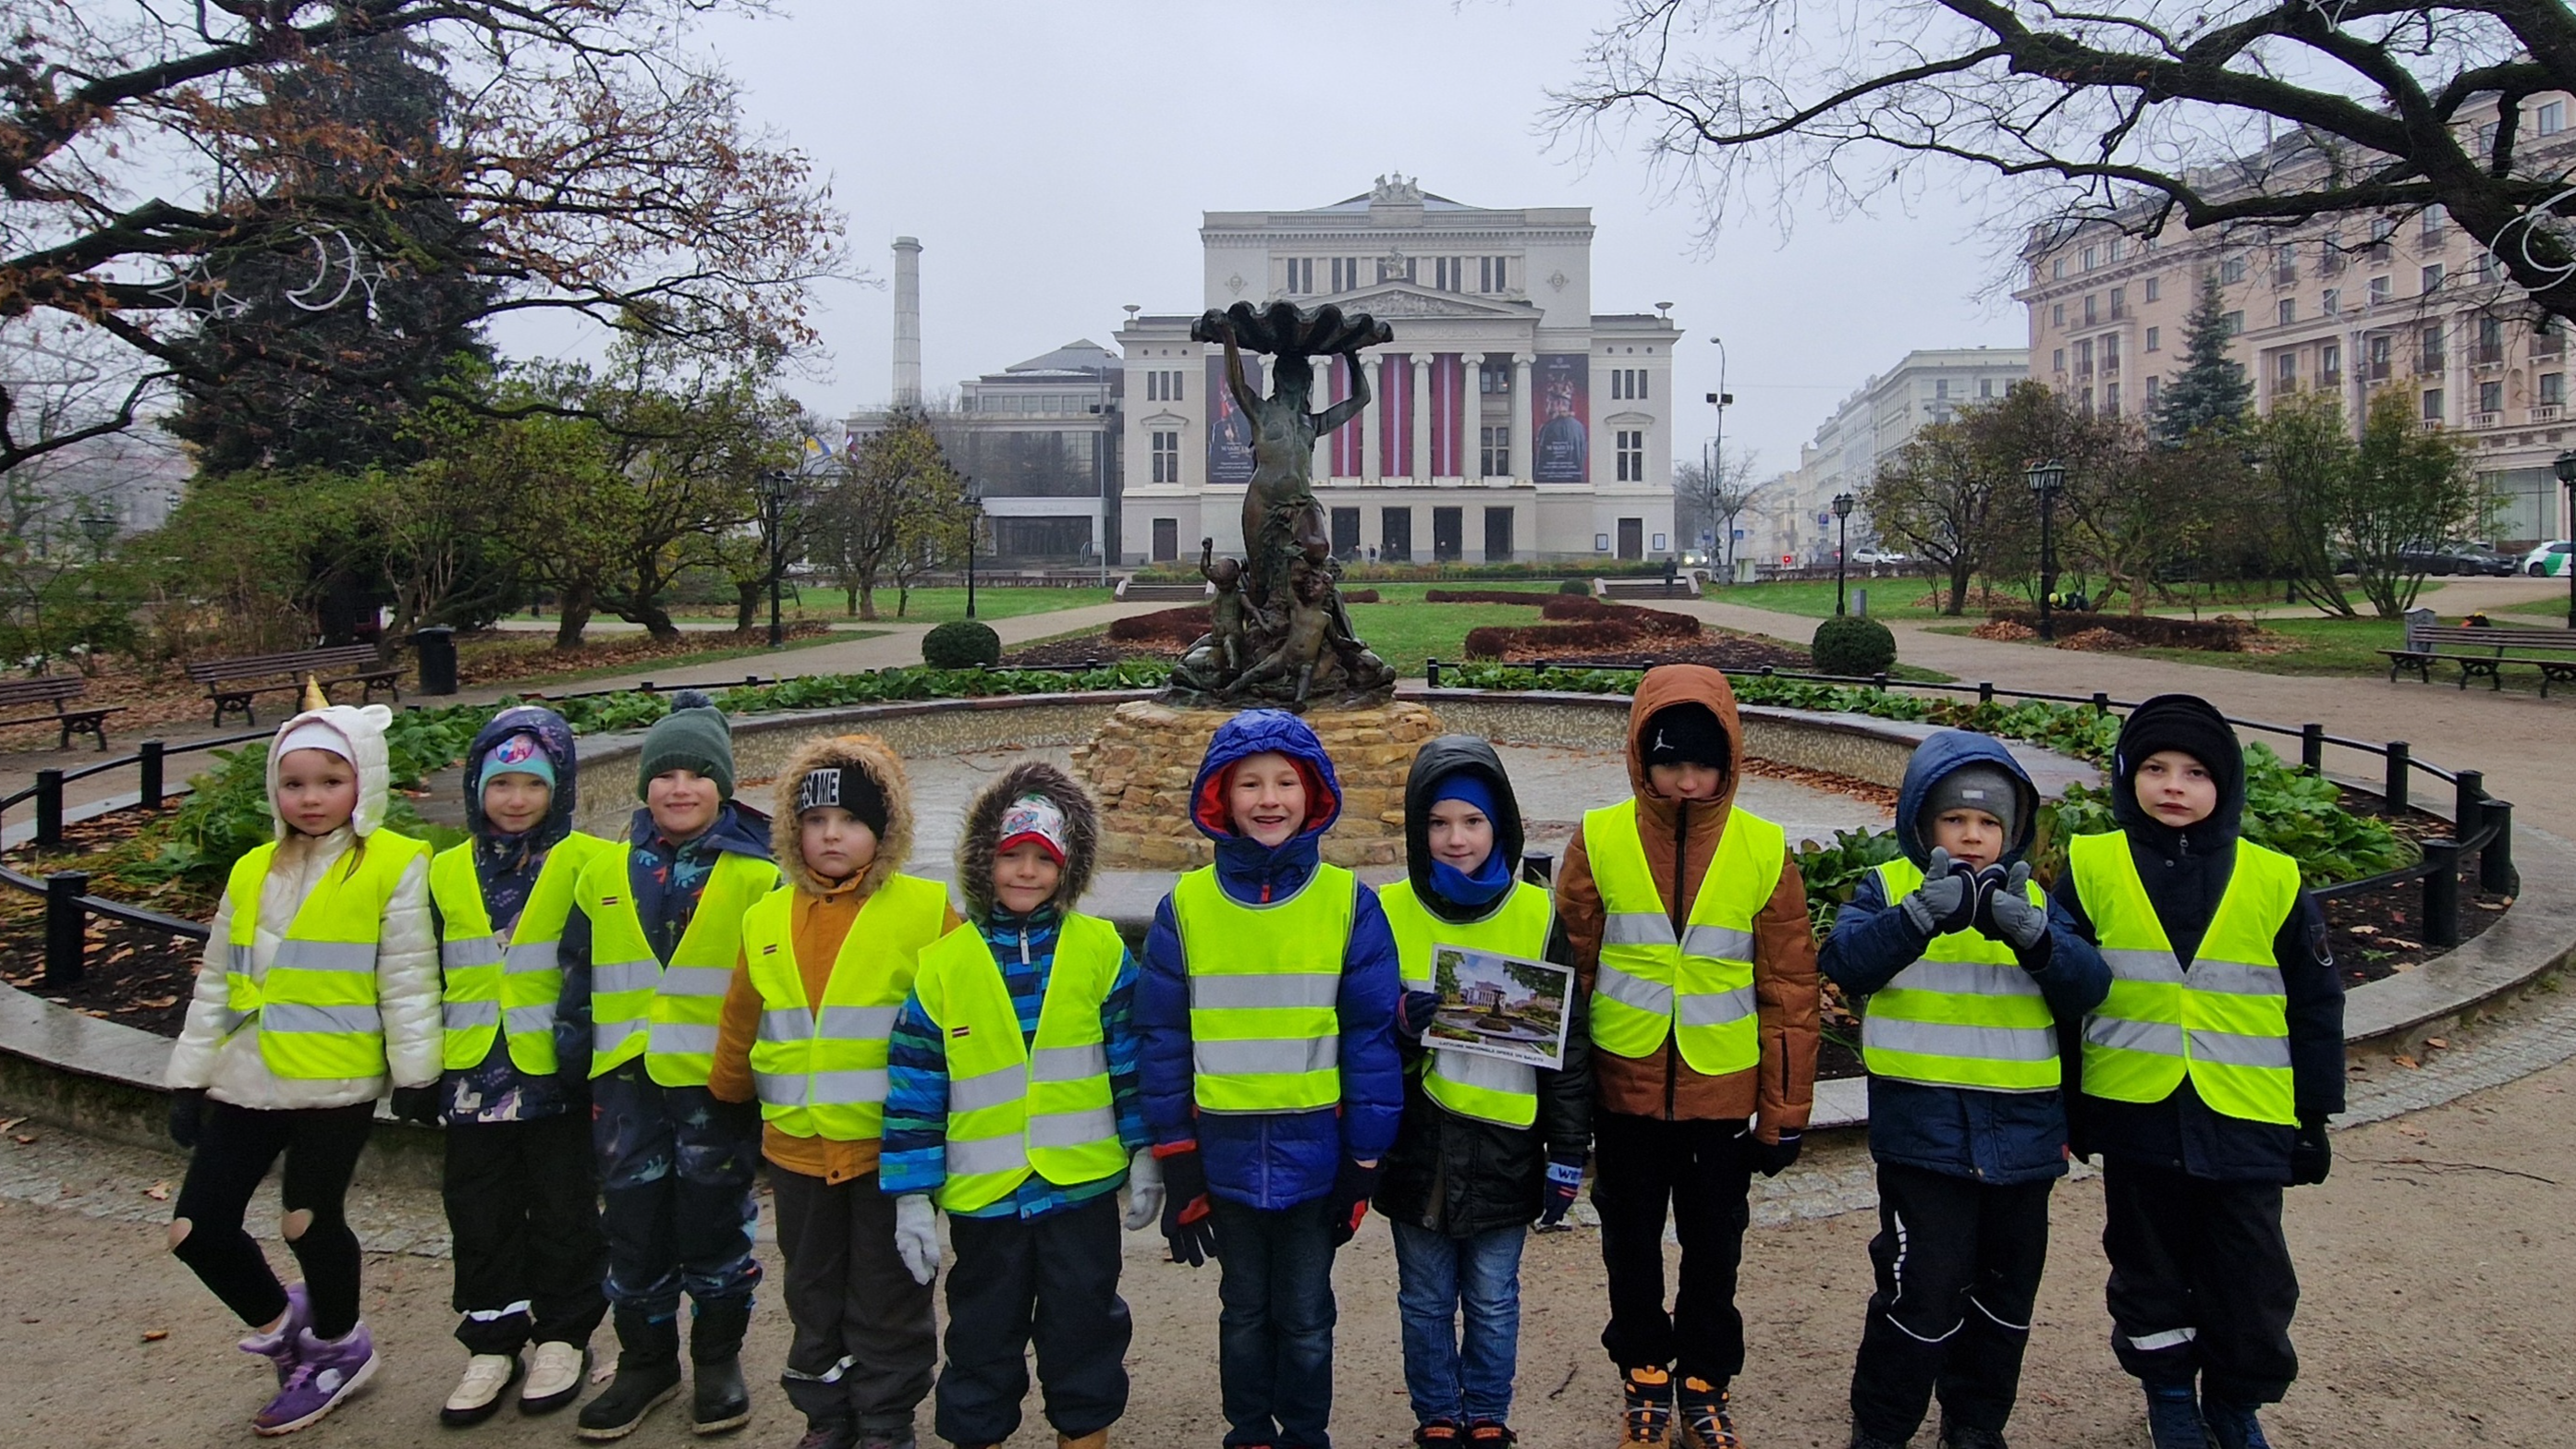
<box><xmin>1073</xmin><ymin>699</ymin><xmax>1443</xmax><ymax>870</ymax></box>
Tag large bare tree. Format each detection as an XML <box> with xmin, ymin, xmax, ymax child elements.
<box><xmin>1552</xmin><ymin>3</ymin><xmax>2576</xmax><ymax>319</ymax></box>
<box><xmin>0</xmin><ymin>1</ymin><xmax>846</xmax><ymax>476</ymax></box>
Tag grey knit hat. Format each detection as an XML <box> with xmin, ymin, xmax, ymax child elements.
<box><xmin>1917</xmin><ymin>761</ymin><xmax>2023</xmax><ymax>846</ymax></box>
<box><xmin>636</xmin><ymin>689</ymin><xmax>736</xmax><ymax>800</ymax></box>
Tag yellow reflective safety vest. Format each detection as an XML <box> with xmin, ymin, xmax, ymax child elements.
<box><xmin>219</xmin><ymin>830</ymin><xmax>431</xmax><ymax>1079</ymax></box>
<box><xmin>742</xmin><ymin>874</ymin><xmax>952</xmax><ymax>1141</ymax></box>
<box><xmin>1581</xmin><ymin>799</ymin><xmax>1781</xmax><ymax>1076</ymax></box>
<box><xmin>907</xmin><ymin>911</ymin><xmax>1129</xmax><ymax>1212</ymax></box>
<box><xmin>430</xmin><ymin>834</ymin><xmax>606</xmax><ymax>1075</ymax></box>
<box><xmin>580</xmin><ymin>845</ymin><xmax>781</xmax><ymax>1087</ymax></box>
<box><xmin>2069</xmin><ymin>832</ymin><xmax>2301</xmax><ymax>1126</ymax></box>
<box><xmin>1172</xmin><ymin>862</ymin><xmax>1355</xmax><ymax>1114</ymax></box>
<box><xmin>1379</xmin><ymin>878</ymin><xmax>1556</xmax><ymax>1128</ymax></box>
<box><xmin>1859</xmin><ymin>858</ymin><xmax>2059</xmax><ymax>1092</ymax></box>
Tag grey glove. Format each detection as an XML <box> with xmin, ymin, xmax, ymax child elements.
<box><xmin>1981</xmin><ymin>862</ymin><xmax>2050</xmax><ymax>953</ymax></box>
<box><xmin>1898</xmin><ymin>847</ymin><xmax>1976</xmax><ymax>937</ymax></box>
<box><xmin>1122</xmin><ymin>1148</ymin><xmax>1165</xmax><ymax>1232</ymax></box>
<box><xmin>893</xmin><ymin>1193</ymin><xmax>942</xmax><ymax>1285</ymax></box>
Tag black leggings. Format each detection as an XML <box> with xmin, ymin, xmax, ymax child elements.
<box><xmin>170</xmin><ymin>1100</ymin><xmax>376</xmax><ymax>1339</ymax></box>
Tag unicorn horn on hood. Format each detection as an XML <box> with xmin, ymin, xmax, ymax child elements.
<box><xmin>300</xmin><ymin>674</ymin><xmax>328</xmax><ymax>712</ymax></box>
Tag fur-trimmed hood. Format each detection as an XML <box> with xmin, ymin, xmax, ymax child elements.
<box><xmin>264</xmin><ymin>702</ymin><xmax>395</xmax><ymax>839</ymax></box>
<box><xmin>773</xmin><ymin>732</ymin><xmax>914</xmax><ymax>896</ymax></box>
<box><xmin>956</xmin><ymin>761</ymin><xmax>1101</xmax><ymax>920</ymax></box>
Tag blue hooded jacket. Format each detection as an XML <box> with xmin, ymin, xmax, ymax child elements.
<box><xmin>1137</xmin><ymin>710</ymin><xmax>1405</xmax><ymax>1209</ymax></box>
<box><xmin>1819</xmin><ymin>729</ymin><xmax>2109</xmax><ymax>1185</ymax></box>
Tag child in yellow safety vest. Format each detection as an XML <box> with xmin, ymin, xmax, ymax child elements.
<box><xmin>573</xmin><ymin>689</ymin><xmax>783</xmax><ymax>1440</ymax></box>
<box><xmin>165</xmin><ymin>700</ymin><xmax>440</xmax><ymax>1436</ymax></box>
<box><xmin>2051</xmin><ymin>696</ymin><xmax>2342</xmax><ymax>1449</ymax></box>
<box><xmin>705</xmin><ymin>732</ymin><xmax>958</xmax><ymax>1449</ymax></box>
<box><xmin>1819</xmin><ymin>729</ymin><xmax>2108</xmax><ymax>1449</ymax></box>
<box><xmin>1376</xmin><ymin>736</ymin><xmax>1593</xmax><ymax>1449</ymax></box>
<box><xmin>879</xmin><ymin>761</ymin><xmax>1157</xmax><ymax>1449</ymax></box>
<box><xmin>390</xmin><ymin>705</ymin><xmax>612</xmax><ymax>1428</ymax></box>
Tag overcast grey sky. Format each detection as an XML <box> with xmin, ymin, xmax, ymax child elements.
<box><xmin>636</xmin><ymin>1</ymin><xmax>2031</xmax><ymax>477</ymax></box>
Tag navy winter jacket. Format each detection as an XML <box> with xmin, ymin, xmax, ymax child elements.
<box><xmin>1819</xmin><ymin>729</ymin><xmax>2110</xmax><ymax>1186</ymax></box>
<box><xmin>1137</xmin><ymin>709</ymin><xmax>1405</xmax><ymax>1210</ymax></box>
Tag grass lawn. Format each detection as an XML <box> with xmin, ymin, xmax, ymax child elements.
<box><xmin>1705</xmin><ymin>577</ymin><xmax>1960</xmax><ymax>619</ymax></box>
<box><xmin>507</xmin><ymin>629</ymin><xmax>878</xmax><ymax>687</ymax></box>
<box><xmin>1342</xmin><ymin>602</ymin><xmax>1575</xmax><ymax>677</ymax></box>
<box><xmin>1928</xmin><ymin>614</ymin><xmax>2411</xmax><ymax>676</ymax></box>
<box><xmin>667</xmin><ymin>587</ymin><xmax>1115</xmax><ymax>626</ymax></box>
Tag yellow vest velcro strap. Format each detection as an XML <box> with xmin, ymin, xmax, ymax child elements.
<box><xmin>948</xmin><ymin>1135</ymin><xmax>1029</xmax><ymax>1176</ymax></box>
<box><xmin>1679</xmin><ymin>986</ymin><xmax>1758</xmax><ymax>1029</ymax></box>
<box><xmin>950</xmin><ymin>1065</ymin><xmax>1026</xmax><ymax>1113</ymax></box>
<box><xmin>594</xmin><ymin>958</ymin><xmax>661</xmax><ymax>994</ymax></box>
<box><xmin>275</xmin><ymin>940</ymin><xmax>379</xmax><ymax>973</ymax></box>
<box><xmin>2085</xmin><ymin>1017</ymin><xmax>2181</xmax><ymax>1056</ymax></box>
<box><xmin>445</xmin><ymin>999</ymin><xmax>502</xmax><ymax>1030</ymax></box>
<box><xmin>1593</xmin><ymin>960</ymin><xmax>1672</xmax><ymax>1015</ymax></box>
<box><xmin>1030</xmin><ymin>1104</ymin><xmax>1118</xmax><ymax>1148</ymax></box>
<box><xmin>443</xmin><ymin>939</ymin><xmax>506</xmax><ymax>970</ymax></box>
<box><xmin>1032</xmin><ymin>1043</ymin><xmax>1106</xmax><ymax>1081</ymax></box>
<box><xmin>657</xmin><ymin>965</ymin><xmax>735</xmax><ymax>997</ymax></box>
<box><xmin>758</xmin><ymin>1066</ymin><xmax>891</xmax><ymax>1108</ymax></box>
<box><xmin>1603</xmin><ymin>912</ymin><xmax>1673</xmax><ymax>945</ymax></box>
<box><xmin>1194</xmin><ymin>1035</ymin><xmax>1337</xmax><ymax>1081</ymax></box>
<box><xmin>1598</xmin><ymin>918</ymin><xmax>1755</xmax><ymax>960</ymax></box>
<box><xmin>2189</xmin><ymin>1028</ymin><xmax>2292</xmax><ymax>1069</ymax></box>
<box><xmin>2102</xmin><ymin>948</ymin><xmax>2188</xmax><ymax>984</ymax></box>
<box><xmin>649</xmin><ymin>1021</ymin><xmax>720</xmax><ymax>1055</ymax></box>
<box><xmin>1684</xmin><ymin>924</ymin><xmax>1756</xmax><ymax>959</ymax></box>
<box><xmin>758</xmin><ymin>1005</ymin><xmax>901</xmax><ymax>1042</ymax></box>
<box><xmin>1865</xmin><ymin>1017</ymin><xmax>2057</xmax><ymax>1063</ymax></box>
<box><xmin>1884</xmin><ymin>959</ymin><xmax>2041</xmax><ymax>997</ymax></box>
<box><xmin>1189</xmin><ymin>972</ymin><xmax>1341</xmax><ymax>1009</ymax></box>
<box><xmin>263</xmin><ymin>1002</ymin><xmax>384</xmax><ymax>1035</ymax></box>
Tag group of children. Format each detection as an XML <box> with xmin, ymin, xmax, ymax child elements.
<box><xmin>159</xmin><ymin>666</ymin><xmax>2340</xmax><ymax>1449</ymax></box>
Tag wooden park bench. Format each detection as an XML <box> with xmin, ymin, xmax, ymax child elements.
<box><xmin>2380</xmin><ymin>615</ymin><xmax>2576</xmax><ymax>696</ymax></box>
<box><xmin>183</xmin><ymin>644</ymin><xmax>402</xmax><ymax>725</ymax></box>
<box><xmin>0</xmin><ymin>675</ymin><xmax>124</xmax><ymax>749</ymax></box>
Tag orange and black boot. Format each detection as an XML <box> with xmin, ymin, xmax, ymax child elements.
<box><xmin>1620</xmin><ymin>1367</ymin><xmax>1674</xmax><ymax>1445</ymax></box>
<box><xmin>1675</xmin><ymin>1377</ymin><xmax>1741</xmax><ymax>1449</ymax></box>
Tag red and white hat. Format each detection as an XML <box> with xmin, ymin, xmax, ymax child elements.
<box><xmin>995</xmin><ymin>794</ymin><xmax>1069</xmax><ymax>864</ymax></box>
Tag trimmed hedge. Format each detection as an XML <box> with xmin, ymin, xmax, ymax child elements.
<box><xmin>1812</xmin><ymin>615</ymin><xmax>1898</xmax><ymax>676</ymax></box>
<box><xmin>1557</xmin><ymin>579</ymin><xmax>1593</xmax><ymax>595</ymax></box>
<box><xmin>922</xmin><ymin>619</ymin><xmax>1002</xmax><ymax>669</ymax></box>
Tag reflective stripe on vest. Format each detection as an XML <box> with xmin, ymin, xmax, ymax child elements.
<box><xmin>1581</xmin><ymin>799</ymin><xmax>1780</xmax><ymax>1076</ymax></box>
<box><xmin>2069</xmin><ymin>833</ymin><xmax>2300</xmax><ymax>1126</ymax></box>
<box><xmin>579</xmin><ymin>845</ymin><xmax>782</xmax><ymax>1086</ymax></box>
<box><xmin>1172</xmin><ymin>861</ymin><xmax>1355</xmax><ymax>1114</ymax></box>
<box><xmin>221</xmin><ymin>831</ymin><xmax>431</xmax><ymax>1079</ymax></box>
<box><xmin>1379</xmin><ymin>878</ymin><xmax>1555</xmax><ymax>1128</ymax></box>
<box><xmin>431</xmin><ymin>834</ymin><xmax>604</xmax><ymax>1075</ymax></box>
<box><xmin>909</xmin><ymin>912</ymin><xmax>1129</xmax><ymax>1212</ymax></box>
<box><xmin>1857</xmin><ymin>857</ymin><xmax>2060</xmax><ymax>1092</ymax></box>
<box><xmin>743</xmin><ymin>874</ymin><xmax>952</xmax><ymax>1140</ymax></box>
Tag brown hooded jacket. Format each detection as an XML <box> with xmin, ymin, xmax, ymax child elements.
<box><xmin>708</xmin><ymin>732</ymin><xmax>962</xmax><ymax>1181</ymax></box>
<box><xmin>1555</xmin><ymin>665</ymin><xmax>1821</xmax><ymax>1138</ymax></box>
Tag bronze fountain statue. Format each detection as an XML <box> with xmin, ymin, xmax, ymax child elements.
<box><xmin>1167</xmin><ymin>300</ymin><xmax>1399</xmax><ymax>710</ymax></box>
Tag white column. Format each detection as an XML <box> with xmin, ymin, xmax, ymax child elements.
<box><xmin>1361</xmin><ymin>355</ymin><xmax>1382</xmax><ymax>481</ymax></box>
<box><xmin>1411</xmin><ymin>354</ymin><xmax>1434</xmax><ymax>481</ymax></box>
<box><xmin>1460</xmin><ymin>352</ymin><xmax>1485</xmax><ymax>478</ymax></box>
<box><xmin>1510</xmin><ymin>354</ymin><xmax>1534</xmax><ymax>482</ymax></box>
<box><xmin>1311</xmin><ymin>355</ymin><xmax>1333</xmax><ymax>481</ymax></box>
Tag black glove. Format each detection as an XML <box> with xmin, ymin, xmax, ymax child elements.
<box><xmin>167</xmin><ymin>1087</ymin><xmax>208</xmax><ymax>1150</ymax></box>
<box><xmin>1325</xmin><ymin>1157</ymin><xmax>1383</xmax><ymax>1247</ymax></box>
<box><xmin>1899</xmin><ymin>847</ymin><xmax>1977</xmax><ymax>937</ymax></box>
<box><xmin>1538</xmin><ymin>1151</ymin><xmax>1584</xmax><ymax>1228</ymax></box>
<box><xmin>389</xmin><ymin>1085</ymin><xmax>443</xmax><ymax>1126</ymax></box>
<box><xmin>1742</xmin><ymin>1129</ymin><xmax>1802</xmax><ymax>1178</ymax></box>
<box><xmin>1158</xmin><ymin>1145</ymin><xmax>1219</xmax><ymax>1268</ymax></box>
<box><xmin>1398</xmin><ymin>990</ymin><xmax>1441</xmax><ymax>1038</ymax></box>
<box><xmin>2290</xmin><ymin>1118</ymin><xmax>2332</xmax><ymax>1187</ymax></box>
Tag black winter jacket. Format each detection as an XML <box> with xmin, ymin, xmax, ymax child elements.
<box><xmin>1373</xmin><ymin>736</ymin><xmax>1593</xmax><ymax>1237</ymax></box>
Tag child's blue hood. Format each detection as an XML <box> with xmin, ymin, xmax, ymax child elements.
<box><xmin>1895</xmin><ymin>729</ymin><xmax>2040</xmax><ymax>868</ymax></box>
<box><xmin>1190</xmin><ymin>709</ymin><xmax>1343</xmax><ymax>888</ymax></box>
<box><xmin>463</xmin><ymin>705</ymin><xmax>580</xmax><ymax>849</ymax></box>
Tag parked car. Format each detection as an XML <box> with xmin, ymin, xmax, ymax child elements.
<box><xmin>2443</xmin><ymin>542</ymin><xmax>2518</xmax><ymax>577</ymax></box>
<box><xmin>1850</xmin><ymin>546</ymin><xmax>1909</xmax><ymax>566</ymax></box>
<box><xmin>2523</xmin><ymin>541</ymin><xmax>2573</xmax><ymax>578</ymax></box>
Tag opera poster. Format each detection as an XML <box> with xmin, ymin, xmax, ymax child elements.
<box><xmin>1532</xmin><ymin>353</ymin><xmax>1590</xmax><ymax>483</ymax></box>
<box><xmin>1206</xmin><ymin>353</ymin><xmax>1264</xmax><ymax>486</ymax></box>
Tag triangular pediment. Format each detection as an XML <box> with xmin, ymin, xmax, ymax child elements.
<box><xmin>1322</xmin><ymin>283</ymin><xmax>1535</xmax><ymax>320</ymax></box>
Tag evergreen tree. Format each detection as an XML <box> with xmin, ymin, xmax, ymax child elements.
<box><xmin>2149</xmin><ymin>274</ymin><xmax>2253</xmax><ymax>446</ymax></box>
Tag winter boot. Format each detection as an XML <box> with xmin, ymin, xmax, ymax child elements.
<box><xmin>235</xmin><ymin>1282</ymin><xmax>312</xmax><ymax>1388</ymax></box>
<box><xmin>1938</xmin><ymin>1418</ymin><xmax>2010</xmax><ymax>1449</ymax></box>
<box><xmin>853</xmin><ymin>1420</ymin><xmax>919</xmax><ymax>1449</ymax></box>
<box><xmin>1466</xmin><ymin>1420</ymin><xmax>1518</xmax><ymax>1446</ymax></box>
<box><xmin>576</xmin><ymin>1308</ymin><xmax>683</xmax><ymax>1441</ymax></box>
<box><xmin>2202</xmin><ymin>1398</ymin><xmax>2274</xmax><ymax>1449</ymax></box>
<box><xmin>791</xmin><ymin>1417</ymin><xmax>858</xmax><ymax>1449</ymax></box>
<box><xmin>254</xmin><ymin>1321</ymin><xmax>379</xmax><ymax>1436</ymax></box>
<box><xmin>520</xmin><ymin>1340</ymin><xmax>590</xmax><ymax>1415</ymax></box>
<box><xmin>1415</xmin><ymin>1421</ymin><xmax>1461</xmax><ymax>1446</ymax></box>
<box><xmin>1848</xmin><ymin>1432</ymin><xmax>1911</xmax><ymax>1449</ymax></box>
<box><xmin>688</xmin><ymin>1297</ymin><xmax>754</xmax><ymax>1434</ymax></box>
<box><xmin>2142</xmin><ymin>1379</ymin><xmax>2206</xmax><ymax>1449</ymax></box>
<box><xmin>1675</xmin><ymin>1377</ymin><xmax>1741</xmax><ymax>1449</ymax></box>
<box><xmin>1621</xmin><ymin>1366</ymin><xmax>1674</xmax><ymax>1445</ymax></box>
<box><xmin>440</xmin><ymin>1351</ymin><xmax>524</xmax><ymax>1426</ymax></box>
<box><xmin>1057</xmin><ymin>1432</ymin><xmax>1110</xmax><ymax>1449</ymax></box>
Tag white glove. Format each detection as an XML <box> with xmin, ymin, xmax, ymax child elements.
<box><xmin>1123</xmin><ymin>1147</ymin><xmax>1165</xmax><ymax>1232</ymax></box>
<box><xmin>893</xmin><ymin>1193</ymin><xmax>941</xmax><ymax>1285</ymax></box>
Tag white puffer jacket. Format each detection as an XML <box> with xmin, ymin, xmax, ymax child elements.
<box><xmin>165</xmin><ymin>703</ymin><xmax>441</xmax><ymax>1110</ymax></box>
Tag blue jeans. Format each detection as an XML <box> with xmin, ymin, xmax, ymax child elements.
<box><xmin>1391</xmin><ymin>1220</ymin><xmax>1526</xmax><ymax>1426</ymax></box>
<box><xmin>1210</xmin><ymin>1195</ymin><xmax>1340</xmax><ymax>1449</ymax></box>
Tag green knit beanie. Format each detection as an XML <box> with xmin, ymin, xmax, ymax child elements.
<box><xmin>636</xmin><ymin>689</ymin><xmax>736</xmax><ymax>800</ymax></box>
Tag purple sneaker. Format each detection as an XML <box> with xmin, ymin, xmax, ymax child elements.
<box><xmin>252</xmin><ymin>1321</ymin><xmax>378</xmax><ymax>1436</ymax></box>
<box><xmin>236</xmin><ymin>1283</ymin><xmax>311</xmax><ymax>1387</ymax></box>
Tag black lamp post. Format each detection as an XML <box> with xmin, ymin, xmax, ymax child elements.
<box><xmin>1831</xmin><ymin>493</ymin><xmax>1855</xmax><ymax>615</ymax></box>
<box><xmin>77</xmin><ymin>513</ymin><xmax>117</xmax><ymax>560</ymax></box>
<box><xmin>2556</xmin><ymin>449</ymin><xmax>2576</xmax><ymax>628</ymax></box>
<box><xmin>759</xmin><ymin>469</ymin><xmax>790</xmax><ymax>648</ymax></box>
<box><xmin>962</xmin><ymin>476</ymin><xmax>983</xmax><ymax>620</ymax></box>
<box><xmin>2027</xmin><ymin>458</ymin><xmax>2068</xmax><ymax>641</ymax></box>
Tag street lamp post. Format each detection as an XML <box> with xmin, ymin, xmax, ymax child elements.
<box><xmin>1832</xmin><ymin>493</ymin><xmax>1855</xmax><ymax>615</ymax></box>
<box><xmin>2027</xmin><ymin>458</ymin><xmax>2068</xmax><ymax>641</ymax></box>
<box><xmin>759</xmin><ymin>470</ymin><xmax>790</xmax><ymax>648</ymax></box>
<box><xmin>77</xmin><ymin>514</ymin><xmax>117</xmax><ymax>560</ymax></box>
<box><xmin>963</xmin><ymin>477</ymin><xmax>983</xmax><ymax>620</ymax></box>
<box><xmin>1707</xmin><ymin>335</ymin><xmax>1733</xmax><ymax>570</ymax></box>
<box><xmin>2556</xmin><ymin>450</ymin><xmax>2576</xmax><ymax>627</ymax></box>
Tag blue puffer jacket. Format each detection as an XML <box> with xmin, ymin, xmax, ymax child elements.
<box><xmin>1819</xmin><ymin>729</ymin><xmax>2110</xmax><ymax>1186</ymax></box>
<box><xmin>1138</xmin><ymin>709</ymin><xmax>1405</xmax><ymax>1209</ymax></box>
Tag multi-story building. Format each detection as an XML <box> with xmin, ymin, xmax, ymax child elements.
<box><xmin>1116</xmin><ymin>175</ymin><xmax>1679</xmax><ymax>566</ymax></box>
<box><xmin>1766</xmin><ymin>347</ymin><xmax>2032</xmax><ymax>565</ymax></box>
<box><xmin>2018</xmin><ymin>89</ymin><xmax>2576</xmax><ymax>543</ymax></box>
